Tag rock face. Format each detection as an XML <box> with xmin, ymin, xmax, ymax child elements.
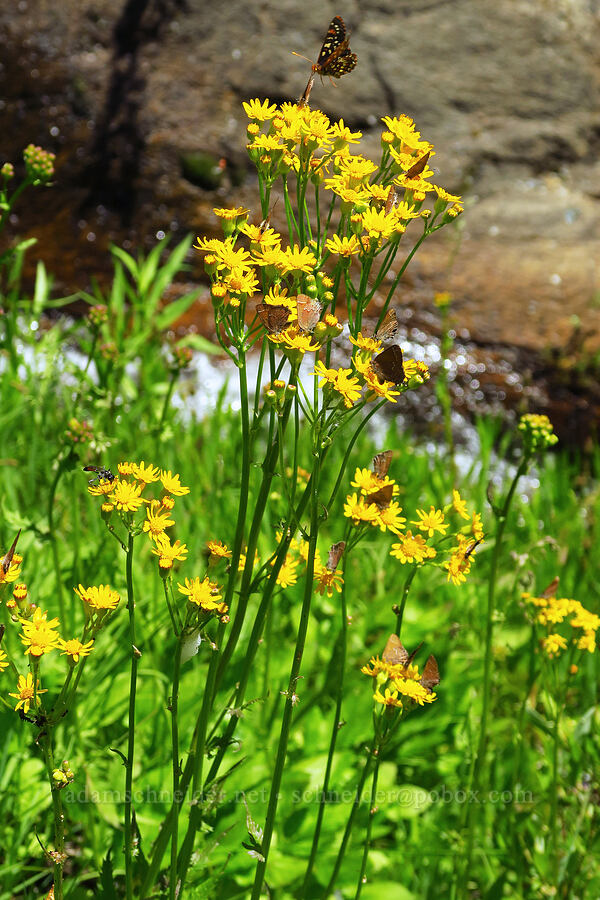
<box><xmin>1</xmin><ymin>0</ymin><xmax>599</xmax><ymax>358</ymax></box>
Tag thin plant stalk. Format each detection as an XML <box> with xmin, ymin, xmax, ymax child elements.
<box><xmin>123</xmin><ymin>532</ymin><xmax>137</xmax><ymax>900</ymax></box>
<box><xmin>322</xmin><ymin>745</ymin><xmax>377</xmax><ymax>898</ymax></box>
<box><xmin>355</xmin><ymin>750</ymin><xmax>381</xmax><ymax>899</ymax></box>
<box><xmin>302</xmin><ymin>564</ymin><xmax>348</xmax><ymax>893</ymax></box>
<box><xmin>168</xmin><ymin>623</ymin><xmax>183</xmax><ymax>900</ymax></box>
<box><xmin>250</xmin><ymin>455</ymin><xmax>322</xmax><ymax>899</ymax></box>
<box><xmin>39</xmin><ymin>730</ymin><xmax>65</xmax><ymax>900</ymax></box>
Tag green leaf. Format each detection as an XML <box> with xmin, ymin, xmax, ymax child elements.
<box><xmin>154</xmin><ymin>287</ymin><xmax>202</xmax><ymax>331</ymax></box>
<box><xmin>177</xmin><ymin>333</ymin><xmax>223</xmax><ymax>356</ymax></box>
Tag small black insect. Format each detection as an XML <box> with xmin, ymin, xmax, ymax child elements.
<box><xmin>83</xmin><ymin>465</ymin><xmax>116</xmax><ymax>485</ymax></box>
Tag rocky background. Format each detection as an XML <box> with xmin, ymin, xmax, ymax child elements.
<box><xmin>1</xmin><ymin>0</ymin><xmax>599</xmax><ymax>438</ymax></box>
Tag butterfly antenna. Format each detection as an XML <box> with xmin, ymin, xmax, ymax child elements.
<box><xmin>291</xmin><ymin>50</ymin><xmax>313</xmax><ymax>65</ymax></box>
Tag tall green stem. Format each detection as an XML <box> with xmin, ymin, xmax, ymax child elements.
<box><xmin>168</xmin><ymin>632</ymin><xmax>183</xmax><ymax>900</ymax></box>
<box><xmin>40</xmin><ymin>730</ymin><xmax>65</xmax><ymax>900</ymax></box>
<box><xmin>302</xmin><ymin>570</ymin><xmax>348</xmax><ymax>893</ymax></box>
<box><xmin>460</xmin><ymin>457</ymin><xmax>528</xmax><ymax>893</ymax></box>
<box><xmin>322</xmin><ymin>746</ymin><xmax>376</xmax><ymax>897</ymax></box>
<box><xmin>355</xmin><ymin>752</ymin><xmax>381</xmax><ymax>899</ymax></box>
<box><xmin>250</xmin><ymin>455</ymin><xmax>322</xmax><ymax>898</ymax></box>
<box><xmin>123</xmin><ymin>532</ymin><xmax>137</xmax><ymax>900</ymax></box>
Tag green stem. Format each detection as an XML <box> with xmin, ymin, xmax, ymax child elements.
<box><xmin>250</xmin><ymin>455</ymin><xmax>322</xmax><ymax>898</ymax></box>
<box><xmin>461</xmin><ymin>457</ymin><xmax>529</xmax><ymax>891</ymax></box>
<box><xmin>176</xmin><ymin>623</ymin><xmax>224</xmax><ymax>889</ymax></box>
<box><xmin>302</xmin><ymin>567</ymin><xmax>348</xmax><ymax>893</ymax></box>
<box><xmin>40</xmin><ymin>730</ymin><xmax>65</xmax><ymax>900</ymax></box>
<box><xmin>47</xmin><ymin>459</ymin><xmax>67</xmax><ymax>626</ymax></box>
<box><xmin>355</xmin><ymin>751</ymin><xmax>381</xmax><ymax>899</ymax></box>
<box><xmin>323</xmin><ymin>745</ymin><xmax>377</xmax><ymax>897</ymax></box>
<box><xmin>156</xmin><ymin>371</ymin><xmax>178</xmax><ymax>436</ymax></box>
<box><xmin>395</xmin><ymin>567</ymin><xmax>418</xmax><ymax>636</ymax></box>
<box><xmin>123</xmin><ymin>532</ymin><xmax>137</xmax><ymax>900</ymax></box>
<box><xmin>168</xmin><ymin>633</ymin><xmax>183</xmax><ymax>900</ymax></box>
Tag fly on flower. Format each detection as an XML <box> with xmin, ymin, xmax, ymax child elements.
<box><xmin>1</xmin><ymin>530</ymin><xmax>21</xmax><ymax>575</ymax></box>
<box><xmin>256</xmin><ymin>303</ymin><xmax>291</xmax><ymax>333</ymax></box>
<box><xmin>419</xmin><ymin>654</ymin><xmax>440</xmax><ymax>692</ymax></box>
<box><xmin>371</xmin><ymin>450</ymin><xmax>392</xmax><ymax>479</ymax></box>
<box><xmin>326</xmin><ymin>541</ymin><xmax>346</xmax><ymax>572</ymax></box>
<box><xmin>372</xmin><ymin>345</ymin><xmax>405</xmax><ymax>385</ymax></box>
<box><xmin>312</xmin><ymin>16</ymin><xmax>357</xmax><ymax>80</ymax></box>
<box><xmin>83</xmin><ymin>465</ymin><xmax>116</xmax><ymax>485</ymax></box>
<box><xmin>463</xmin><ymin>538</ymin><xmax>483</xmax><ymax>561</ymax></box>
<box><xmin>296</xmin><ymin>294</ymin><xmax>322</xmax><ymax>332</ymax></box>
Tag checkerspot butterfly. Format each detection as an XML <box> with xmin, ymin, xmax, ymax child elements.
<box><xmin>312</xmin><ymin>16</ymin><xmax>357</xmax><ymax>78</ymax></box>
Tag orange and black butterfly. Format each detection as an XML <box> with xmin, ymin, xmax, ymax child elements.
<box><xmin>312</xmin><ymin>16</ymin><xmax>357</xmax><ymax>79</ymax></box>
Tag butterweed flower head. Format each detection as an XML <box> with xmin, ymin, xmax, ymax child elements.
<box><xmin>10</xmin><ymin>673</ymin><xmax>47</xmax><ymax>715</ymax></box>
<box><xmin>23</xmin><ymin>144</ymin><xmax>55</xmax><ymax>184</ymax></box>
<box><xmin>518</xmin><ymin>413</ymin><xmax>558</xmax><ymax>454</ymax></box>
<box><xmin>20</xmin><ymin>608</ymin><xmax>61</xmax><ymax>657</ymax></box>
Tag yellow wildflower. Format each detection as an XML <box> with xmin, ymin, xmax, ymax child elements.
<box><xmin>10</xmin><ymin>673</ymin><xmax>47</xmax><ymax>715</ymax></box>
<box><xmin>20</xmin><ymin>608</ymin><xmax>60</xmax><ymax>657</ymax></box>
<box><xmin>59</xmin><ymin>638</ymin><xmax>95</xmax><ymax>662</ymax></box>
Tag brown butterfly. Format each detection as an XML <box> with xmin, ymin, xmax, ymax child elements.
<box><xmin>540</xmin><ymin>576</ymin><xmax>559</xmax><ymax>599</ymax></box>
<box><xmin>372</xmin><ymin>345</ymin><xmax>405</xmax><ymax>385</ymax></box>
<box><xmin>371</xmin><ymin>450</ymin><xmax>392</xmax><ymax>479</ymax></box>
<box><xmin>366</xmin><ymin>482</ymin><xmax>394</xmax><ymax>510</ymax></box>
<box><xmin>374</xmin><ymin>308</ymin><xmax>399</xmax><ymax>344</ymax></box>
<box><xmin>419</xmin><ymin>654</ymin><xmax>440</xmax><ymax>692</ymax></box>
<box><xmin>312</xmin><ymin>16</ymin><xmax>357</xmax><ymax>79</ymax></box>
<box><xmin>256</xmin><ymin>303</ymin><xmax>290</xmax><ymax>334</ymax></box>
<box><xmin>258</xmin><ymin>198</ymin><xmax>279</xmax><ymax>234</ymax></box>
<box><xmin>296</xmin><ymin>294</ymin><xmax>322</xmax><ymax>331</ymax></box>
<box><xmin>405</xmin><ymin>150</ymin><xmax>431</xmax><ymax>179</ymax></box>
<box><xmin>384</xmin><ymin>185</ymin><xmax>399</xmax><ymax>215</ymax></box>
<box><xmin>382</xmin><ymin>634</ymin><xmax>423</xmax><ymax>668</ymax></box>
<box><xmin>1</xmin><ymin>530</ymin><xmax>21</xmax><ymax>575</ymax></box>
<box><xmin>326</xmin><ymin>541</ymin><xmax>346</xmax><ymax>572</ymax></box>
<box><xmin>298</xmin><ymin>72</ymin><xmax>316</xmax><ymax>108</ymax></box>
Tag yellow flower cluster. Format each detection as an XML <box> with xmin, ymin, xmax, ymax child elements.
<box><xmin>0</xmin><ymin>534</ymin><xmax>118</xmax><ymax>717</ymax></box>
<box><xmin>344</xmin><ymin>466</ymin><xmax>483</xmax><ymax>586</ymax></box>
<box><xmin>518</xmin><ymin>413</ymin><xmax>559</xmax><ymax>453</ymax></box>
<box><xmin>523</xmin><ymin>589</ymin><xmax>598</xmax><ymax>658</ymax></box>
<box><xmin>362</xmin><ymin>645</ymin><xmax>437</xmax><ymax>710</ymax></box>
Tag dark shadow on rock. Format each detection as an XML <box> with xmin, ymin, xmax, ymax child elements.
<box><xmin>83</xmin><ymin>0</ymin><xmax>187</xmax><ymax>223</ymax></box>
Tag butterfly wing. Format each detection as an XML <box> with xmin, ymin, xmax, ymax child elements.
<box><xmin>372</xmin><ymin>450</ymin><xmax>392</xmax><ymax>478</ymax></box>
<box><xmin>366</xmin><ymin>483</ymin><xmax>394</xmax><ymax>510</ymax></box>
<box><xmin>382</xmin><ymin>633</ymin><xmax>409</xmax><ymax>667</ymax></box>
<box><xmin>372</xmin><ymin>345</ymin><xmax>404</xmax><ymax>385</ymax></box>
<box><xmin>314</xmin><ymin>16</ymin><xmax>357</xmax><ymax>77</ymax></box>
<box><xmin>326</xmin><ymin>541</ymin><xmax>346</xmax><ymax>572</ymax></box>
<box><xmin>420</xmin><ymin>655</ymin><xmax>440</xmax><ymax>692</ymax></box>
<box><xmin>296</xmin><ymin>294</ymin><xmax>322</xmax><ymax>331</ymax></box>
<box><xmin>374</xmin><ymin>308</ymin><xmax>399</xmax><ymax>343</ymax></box>
<box><xmin>257</xmin><ymin>303</ymin><xmax>291</xmax><ymax>333</ymax></box>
